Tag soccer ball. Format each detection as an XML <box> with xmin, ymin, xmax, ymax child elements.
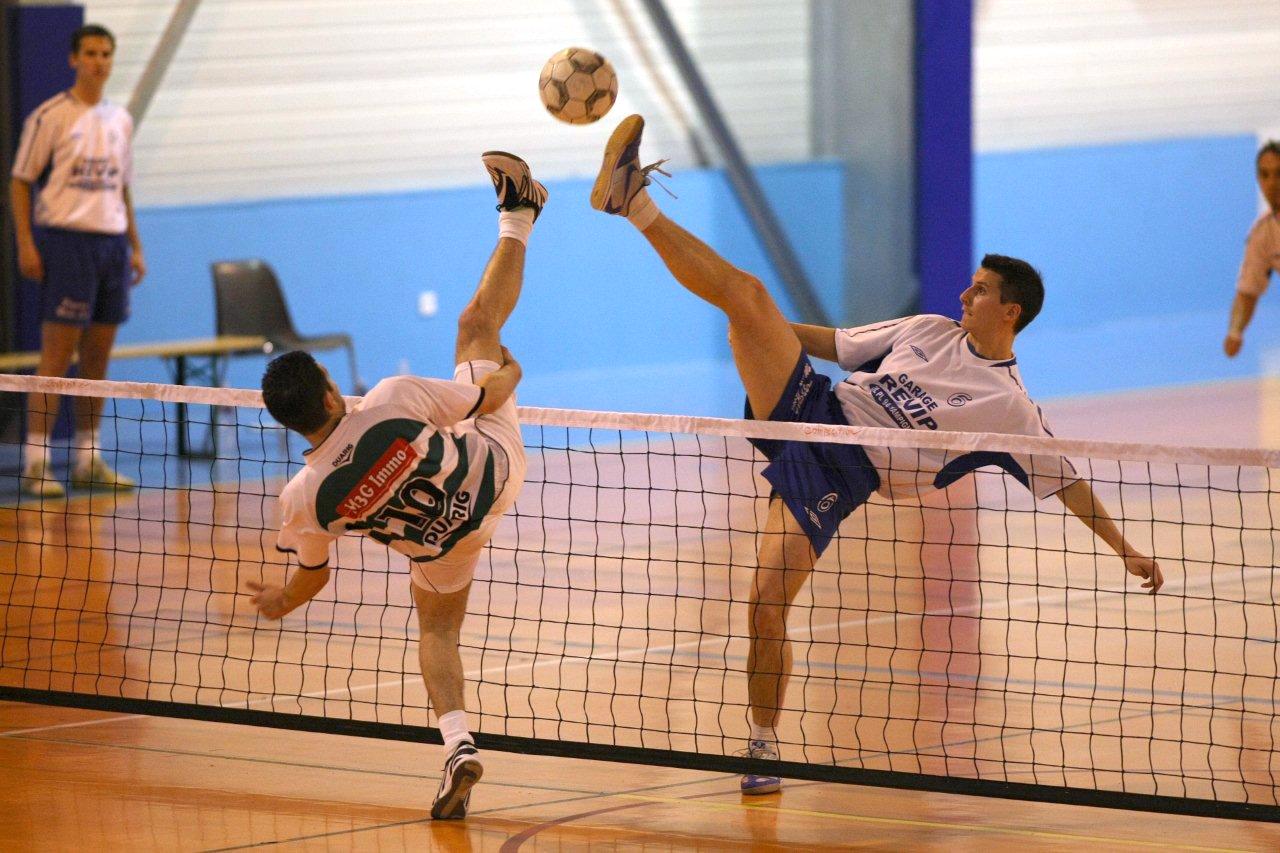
<box><xmin>538</xmin><ymin>47</ymin><xmax>618</xmax><ymax>125</ymax></box>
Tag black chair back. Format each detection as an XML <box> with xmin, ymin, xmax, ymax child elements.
<box><xmin>211</xmin><ymin>260</ymin><xmax>299</xmax><ymax>341</ymax></box>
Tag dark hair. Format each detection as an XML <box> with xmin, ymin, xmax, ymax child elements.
<box><xmin>980</xmin><ymin>253</ymin><xmax>1044</xmax><ymax>334</ymax></box>
<box><xmin>262</xmin><ymin>351</ymin><xmax>331</xmax><ymax>434</ymax></box>
<box><xmin>1258</xmin><ymin>140</ymin><xmax>1280</xmax><ymax>165</ymax></box>
<box><xmin>71</xmin><ymin>24</ymin><xmax>115</xmax><ymax>54</ymax></box>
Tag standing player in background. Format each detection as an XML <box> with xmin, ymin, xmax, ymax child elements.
<box><xmin>590</xmin><ymin>114</ymin><xmax>1163</xmax><ymax>795</ymax></box>
<box><xmin>1224</xmin><ymin>140</ymin><xmax>1280</xmax><ymax>357</ymax></box>
<box><xmin>9</xmin><ymin>24</ymin><xmax>145</xmax><ymax>497</ymax></box>
<box><xmin>246</xmin><ymin>152</ymin><xmax>545</xmax><ymax>820</ymax></box>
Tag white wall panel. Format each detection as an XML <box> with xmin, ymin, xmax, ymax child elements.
<box><xmin>80</xmin><ymin>0</ymin><xmax>809</xmax><ymax>205</ymax></box>
<box><xmin>976</xmin><ymin>0</ymin><xmax>1280</xmax><ymax>151</ymax></box>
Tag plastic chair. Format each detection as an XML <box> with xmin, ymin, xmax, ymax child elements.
<box><xmin>211</xmin><ymin>259</ymin><xmax>365</xmax><ymax>393</ymax></box>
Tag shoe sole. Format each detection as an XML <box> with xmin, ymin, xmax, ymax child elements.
<box><xmin>590</xmin><ymin>114</ymin><xmax>645</xmax><ymax>212</ymax></box>
<box><xmin>741</xmin><ymin>776</ymin><xmax>781</xmax><ymax>795</ymax></box>
<box><xmin>481</xmin><ymin>149</ymin><xmax>527</xmax><ymax>167</ymax></box>
<box><xmin>431</xmin><ymin>758</ymin><xmax>483</xmax><ymax>820</ymax></box>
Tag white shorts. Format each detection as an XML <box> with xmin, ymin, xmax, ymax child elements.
<box><xmin>409</xmin><ymin>359</ymin><xmax>527</xmax><ymax>594</ymax></box>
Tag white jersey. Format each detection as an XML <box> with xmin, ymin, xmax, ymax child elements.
<box><xmin>1235</xmin><ymin>212</ymin><xmax>1280</xmax><ymax>298</ymax></box>
<box><xmin>833</xmin><ymin>314</ymin><xmax>1078</xmax><ymax>501</ymax></box>
<box><xmin>275</xmin><ymin>376</ymin><xmax>509</xmax><ymax>569</ymax></box>
<box><xmin>11</xmin><ymin>91</ymin><xmax>134</xmax><ymax>234</ymax></box>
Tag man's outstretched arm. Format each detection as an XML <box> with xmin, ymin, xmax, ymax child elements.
<box><xmin>1055</xmin><ymin>479</ymin><xmax>1163</xmax><ymax>593</ymax></box>
<box><xmin>1224</xmin><ymin>291</ymin><xmax>1258</xmax><ymax>357</ymax></box>
<box><xmin>247</xmin><ymin>565</ymin><xmax>332</xmax><ymax>619</ymax></box>
<box><xmin>789</xmin><ymin>323</ymin><xmax>838</xmax><ymax>361</ymax></box>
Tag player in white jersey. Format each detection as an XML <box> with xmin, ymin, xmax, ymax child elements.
<box><xmin>1224</xmin><ymin>141</ymin><xmax>1280</xmax><ymax>357</ymax></box>
<box><xmin>8</xmin><ymin>24</ymin><xmax>145</xmax><ymax>497</ymax></box>
<box><xmin>245</xmin><ymin>152</ymin><xmax>547</xmax><ymax>820</ymax></box>
<box><xmin>590</xmin><ymin>114</ymin><xmax>1163</xmax><ymax>795</ymax></box>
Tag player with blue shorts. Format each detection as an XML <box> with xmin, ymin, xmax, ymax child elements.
<box><xmin>9</xmin><ymin>24</ymin><xmax>145</xmax><ymax>497</ymax></box>
<box><xmin>589</xmin><ymin>114</ymin><xmax>1163</xmax><ymax>795</ymax></box>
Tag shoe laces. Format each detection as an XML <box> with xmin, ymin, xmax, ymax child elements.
<box><xmin>640</xmin><ymin>159</ymin><xmax>677</xmax><ymax>199</ymax></box>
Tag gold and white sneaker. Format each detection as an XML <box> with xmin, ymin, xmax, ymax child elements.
<box><xmin>21</xmin><ymin>460</ymin><xmax>65</xmax><ymax>498</ymax></box>
<box><xmin>71</xmin><ymin>455</ymin><xmax>136</xmax><ymax>491</ymax></box>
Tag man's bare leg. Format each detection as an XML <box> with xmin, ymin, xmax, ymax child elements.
<box><xmin>455</xmin><ymin>152</ymin><xmax>547</xmax><ymax>367</ymax></box>
<box><xmin>747</xmin><ymin>497</ymin><xmax>818</xmax><ymax>728</ymax></box>
<box><xmin>413</xmin><ymin>582</ymin><xmax>483</xmax><ymax>820</ymax></box>
<box><xmin>455</xmin><ymin>238</ymin><xmax>526</xmax><ymax>365</ymax></box>
<box><xmin>591</xmin><ymin>116</ymin><xmax>802</xmax><ymax>421</ymax></box>
<box><xmin>68</xmin><ymin>322</ymin><xmax>133</xmax><ymax>487</ymax></box>
<box><xmin>22</xmin><ymin>322</ymin><xmax>82</xmax><ymax>496</ymax></box>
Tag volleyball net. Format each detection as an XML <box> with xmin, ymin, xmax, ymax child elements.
<box><xmin>0</xmin><ymin>373</ymin><xmax>1277</xmax><ymax>822</ymax></box>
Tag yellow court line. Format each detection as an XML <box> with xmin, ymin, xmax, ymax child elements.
<box><xmin>613</xmin><ymin>793</ymin><xmax>1253</xmax><ymax>852</ymax></box>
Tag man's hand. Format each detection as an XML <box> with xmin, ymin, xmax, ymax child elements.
<box><xmin>1224</xmin><ymin>331</ymin><xmax>1243</xmax><ymax>358</ymax></box>
<box><xmin>17</xmin><ymin>242</ymin><xmax>43</xmax><ymax>282</ymax></box>
<box><xmin>499</xmin><ymin>346</ymin><xmax>522</xmax><ymax>380</ymax></box>
<box><xmin>130</xmin><ymin>249</ymin><xmax>147</xmax><ymax>285</ymax></box>
<box><xmin>246</xmin><ymin>579</ymin><xmax>292</xmax><ymax>620</ymax></box>
<box><xmin>1124</xmin><ymin>554</ymin><xmax>1163</xmax><ymax>594</ymax></box>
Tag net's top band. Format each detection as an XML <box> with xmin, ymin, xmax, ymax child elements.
<box><xmin>2</xmin><ymin>372</ymin><xmax>1276</xmax><ymax>469</ymax></box>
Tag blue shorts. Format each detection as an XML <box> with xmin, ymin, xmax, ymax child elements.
<box><xmin>34</xmin><ymin>227</ymin><xmax>131</xmax><ymax>326</ymax></box>
<box><xmin>745</xmin><ymin>353</ymin><xmax>880</xmax><ymax>557</ymax></box>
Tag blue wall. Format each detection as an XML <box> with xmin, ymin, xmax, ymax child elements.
<box><xmin>119</xmin><ymin>163</ymin><xmax>844</xmax><ymax>417</ymax></box>
<box><xmin>114</xmin><ymin>134</ymin><xmax>1277</xmax><ymax>417</ymax></box>
<box><xmin>976</xmin><ymin>134</ymin><xmax>1277</xmax><ymax>398</ymax></box>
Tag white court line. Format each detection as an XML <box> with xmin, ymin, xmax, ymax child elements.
<box><xmin>1</xmin><ymin>713</ymin><xmax>145</xmax><ymax>737</ymax></box>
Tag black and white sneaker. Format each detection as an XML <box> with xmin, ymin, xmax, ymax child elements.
<box><xmin>589</xmin><ymin>114</ymin><xmax>671</xmax><ymax>216</ymax></box>
<box><xmin>431</xmin><ymin>739</ymin><xmax>484</xmax><ymax>820</ymax></box>
<box><xmin>481</xmin><ymin>151</ymin><xmax>548</xmax><ymax>221</ymax></box>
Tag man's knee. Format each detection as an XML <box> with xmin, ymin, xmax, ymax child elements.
<box><xmin>456</xmin><ymin>302</ymin><xmax>499</xmax><ymax>349</ymax></box>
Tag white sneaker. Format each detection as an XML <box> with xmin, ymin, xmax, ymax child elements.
<box><xmin>740</xmin><ymin>739</ymin><xmax>781</xmax><ymax>795</ymax></box>
<box><xmin>431</xmin><ymin>739</ymin><xmax>483</xmax><ymax>820</ymax></box>
<box><xmin>481</xmin><ymin>151</ymin><xmax>548</xmax><ymax>220</ymax></box>
<box><xmin>71</xmin><ymin>455</ymin><xmax>136</xmax><ymax>491</ymax></box>
<box><xmin>21</xmin><ymin>460</ymin><xmax>65</xmax><ymax>498</ymax></box>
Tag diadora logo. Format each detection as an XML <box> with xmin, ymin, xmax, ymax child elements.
<box><xmin>816</xmin><ymin>492</ymin><xmax>838</xmax><ymax>512</ymax></box>
<box><xmin>910</xmin><ymin>345</ymin><xmax>929</xmax><ymax>362</ymax></box>
<box><xmin>805</xmin><ymin>507</ymin><xmax>823</xmax><ymax>529</ymax></box>
<box><xmin>333</xmin><ymin>443</ymin><xmax>354</xmax><ymax>467</ymax></box>
<box><xmin>948</xmin><ymin>393</ymin><xmax>972</xmax><ymax>407</ymax></box>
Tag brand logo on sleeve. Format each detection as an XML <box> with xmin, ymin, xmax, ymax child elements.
<box><xmin>333</xmin><ymin>444</ymin><xmax>354</xmax><ymax>467</ymax></box>
<box><xmin>910</xmin><ymin>345</ymin><xmax>929</xmax><ymax>362</ymax></box>
<box><xmin>337</xmin><ymin>438</ymin><xmax>418</xmax><ymax>518</ymax></box>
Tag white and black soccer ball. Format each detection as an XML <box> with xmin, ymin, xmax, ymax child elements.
<box><xmin>538</xmin><ymin>47</ymin><xmax>618</xmax><ymax>125</ymax></box>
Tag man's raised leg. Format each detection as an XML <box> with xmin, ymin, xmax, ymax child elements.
<box><xmin>455</xmin><ymin>152</ymin><xmax>547</xmax><ymax>366</ymax></box>
<box><xmin>590</xmin><ymin>115</ymin><xmax>801</xmax><ymax>421</ymax></box>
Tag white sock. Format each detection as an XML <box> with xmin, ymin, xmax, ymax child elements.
<box><xmin>23</xmin><ymin>437</ymin><xmax>50</xmax><ymax>472</ymax></box>
<box><xmin>749</xmin><ymin>722</ymin><xmax>776</xmax><ymax>745</ymax></box>
<box><xmin>438</xmin><ymin>709</ymin><xmax>472</xmax><ymax>751</ymax></box>
<box><xmin>498</xmin><ymin>207</ymin><xmax>535</xmax><ymax>246</ymax></box>
<box><xmin>73</xmin><ymin>429</ymin><xmax>99</xmax><ymax>470</ymax></box>
<box><xmin>626</xmin><ymin>188</ymin><xmax>659</xmax><ymax>231</ymax></box>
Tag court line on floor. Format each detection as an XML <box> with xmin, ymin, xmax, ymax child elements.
<box><xmin>0</xmin><ymin>710</ymin><xmax>145</xmax><ymax>737</ymax></box>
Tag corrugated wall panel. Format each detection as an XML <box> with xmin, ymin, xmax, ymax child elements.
<box><xmin>976</xmin><ymin>0</ymin><xmax>1280</xmax><ymax>151</ymax></box>
<box><xmin>80</xmin><ymin>0</ymin><xmax>809</xmax><ymax>206</ymax></box>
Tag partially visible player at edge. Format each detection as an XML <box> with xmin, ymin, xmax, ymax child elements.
<box><xmin>589</xmin><ymin>114</ymin><xmax>1163</xmax><ymax>796</ymax></box>
<box><xmin>1223</xmin><ymin>140</ymin><xmax>1280</xmax><ymax>357</ymax></box>
<box><xmin>245</xmin><ymin>152</ymin><xmax>547</xmax><ymax>821</ymax></box>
